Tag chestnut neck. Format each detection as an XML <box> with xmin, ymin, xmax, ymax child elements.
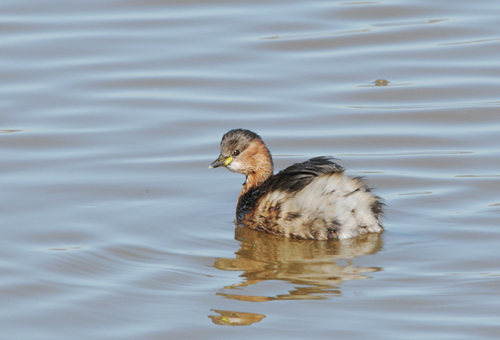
<box><xmin>238</xmin><ymin>139</ymin><xmax>274</xmax><ymax>197</ymax></box>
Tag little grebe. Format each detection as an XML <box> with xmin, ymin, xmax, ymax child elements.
<box><xmin>209</xmin><ymin>129</ymin><xmax>383</xmax><ymax>240</ymax></box>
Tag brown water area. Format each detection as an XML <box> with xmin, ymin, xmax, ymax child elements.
<box><xmin>1</xmin><ymin>0</ymin><xmax>499</xmax><ymax>339</ymax></box>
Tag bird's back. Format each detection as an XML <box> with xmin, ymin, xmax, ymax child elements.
<box><xmin>237</xmin><ymin>157</ymin><xmax>383</xmax><ymax>240</ymax></box>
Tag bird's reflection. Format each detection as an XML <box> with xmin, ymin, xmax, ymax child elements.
<box><xmin>213</xmin><ymin>227</ymin><xmax>384</xmax><ymax>302</ymax></box>
<box><xmin>208</xmin><ymin>309</ymin><xmax>265</xmax><ymax>326</ymax></box>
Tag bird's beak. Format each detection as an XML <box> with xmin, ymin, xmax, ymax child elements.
<box><xmin>209</xmin><ymin>155</ymin><xmax>233</xmax><ymax>169</ymax></box>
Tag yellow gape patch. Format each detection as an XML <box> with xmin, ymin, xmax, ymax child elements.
<box><xmin>223</xmin><ymin>156</ymin><xmax>233</xmax><ymax>166</ymax></box>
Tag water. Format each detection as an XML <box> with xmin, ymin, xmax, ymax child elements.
<box><xmin>1</xmin><ymin>0</ymin><xmax>499</xmax><ymax>339</ymax></box>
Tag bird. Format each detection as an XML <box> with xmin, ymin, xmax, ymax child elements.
<box><xmin>209</xmin><ymin>129</ymin><xmax>383</xmax><ymax>240</ymax></box>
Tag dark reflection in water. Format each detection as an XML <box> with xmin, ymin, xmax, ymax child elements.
<box><xmin>213</xmin><ymin>227</ymin><xmax>384</xmax><ymax>304</ymax></box>
<box><xmin>208</xmin><ymin>309</ymin><xmax>266</xmax><ymax>326</ymax></box>
<box><xmin>0</xmin><ymin>129</ymin><xmax>21</xmax><ymax>134</ymax></box>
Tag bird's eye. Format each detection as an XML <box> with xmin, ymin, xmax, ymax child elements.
<box><xmin>232</xmin><ymin>150</ymin><xmax>240</xmax><ymax>156</ymax></box>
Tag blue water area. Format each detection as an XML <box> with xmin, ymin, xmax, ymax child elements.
<box><xmin>1</xmin><ymin>0</ymin><xmax>499</xmax><ymax>339</ymax></box>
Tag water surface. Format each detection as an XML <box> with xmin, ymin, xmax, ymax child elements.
<box><xmin>1</xmin><ymin>0</ymin><xmax>499</xmax><ymax>339</ymax></box>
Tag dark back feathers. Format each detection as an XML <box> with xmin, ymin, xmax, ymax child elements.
<box><xmin>237</xmin><ymin>157</ymin><xmax>343</xmax><ymax>223</ymax></box>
